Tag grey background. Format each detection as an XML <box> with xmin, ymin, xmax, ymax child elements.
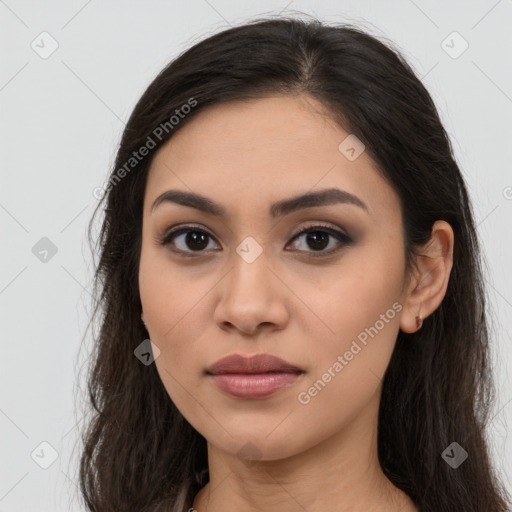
<box><xmin>1</xmin><ymin>0</ymin><xmax>511</xmax><ymax>510</ymax></box>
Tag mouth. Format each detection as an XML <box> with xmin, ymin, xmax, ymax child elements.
<box><xmin>206</xmin><ymin>353</ymin><xmax>304</xmax><ymax>399</ymax></box>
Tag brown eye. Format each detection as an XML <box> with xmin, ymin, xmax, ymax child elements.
<box><xmin>161</xmin><ymin>226</ymin><xmax>219</xmax><ymax>255</ymax></box>
<box><xmin>287</xmin><ymin>224</ymin><xmax>353</xmax><ymax>257</ymax></box>
<box><xmin>160</xmin><ymin>223</ymin><xmax>353</xmax><ymax>258</ymax></box>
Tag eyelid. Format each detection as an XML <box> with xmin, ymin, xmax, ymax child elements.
<box><xmin>159</xmin><ymin>223</ymin><xmax>218</xmax><ymax>256</ymax></box>
<box><xmin>159</xmin><ymin>221</ymin><xmax>353</xmax><ymax>256</ymax></box>
<box><xmin>287</xmin><ymin>222</ymin><xmax>353</xmax><ymax>257</ymax></box>
<box><xmin>289</xmin><ymin>222</ymin><xmax>349</xmax><ymax>240</ymax></box>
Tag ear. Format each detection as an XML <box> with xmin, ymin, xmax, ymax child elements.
<box><xmin>399</xmin><ymin>220</ymin><xmax>454</xmax><ymax>333</ymax></box>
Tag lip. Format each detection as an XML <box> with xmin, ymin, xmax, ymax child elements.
<box><xmin>206</xmin><ymin>353</ymin><xmax>303</xmax><ymax>375</ymax></box>
<box><xmin>206</xmin><ymin>353</ymin><xmax>304</xmax><ymax>399</ymax></box>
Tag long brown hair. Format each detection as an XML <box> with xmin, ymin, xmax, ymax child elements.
<box><xmin>78</xmin><ymin>15</ymin><xmax>511</xmax><ymax>511</ymax></box>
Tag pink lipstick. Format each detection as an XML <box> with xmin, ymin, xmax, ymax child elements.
<box><xmin>206</xmin><ymin>353</ymin><xmax>303</xmax><ymax>399</ymax></box>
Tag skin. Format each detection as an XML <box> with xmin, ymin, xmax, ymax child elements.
<box><xmin>138</xmin><ymin>94</ymin><xmax>454</xmax><ymax>512</ymax></box>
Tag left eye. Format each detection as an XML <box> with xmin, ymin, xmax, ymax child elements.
<box><xmin>288</xmin><ymin>226</ymin><xmax>352</xmax><ymax>255</ymax></box>
<box><xmin>160</xmin><ymin>224</ymin><xmax>352</xmax><ymax>257</ymax></box>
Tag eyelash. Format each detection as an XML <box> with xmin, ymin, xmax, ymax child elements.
<box><xmin>159</xmin><ymin>223</ymin><xmax>353</xmax><ymax>258</ymax></box>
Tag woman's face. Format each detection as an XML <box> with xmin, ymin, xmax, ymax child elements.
<box><xmin>139</xmin><ymin>94</ymin><xmax>411</xmax><ymax>462</ymax></box>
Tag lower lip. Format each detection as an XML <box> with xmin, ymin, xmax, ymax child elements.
<box><xmin>210</xmin><ymin>372</ymin><xmax>301</xmax><ymax>399</ymax></box>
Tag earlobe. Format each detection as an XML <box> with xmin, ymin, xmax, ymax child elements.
<box><xmin>399</xmin><ymin>220</ymin><xmax>454</xmax><ymax>334</ymax></box>
<box><xmin>400</xmin><ymin>310</ymin><xmax>424</xmax><ymax>334</ymax></box>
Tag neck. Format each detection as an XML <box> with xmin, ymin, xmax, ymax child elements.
<box><xmin>192</xmin><ymin>391</ymin><xmax>417</xmax><ymax>512</ymax></box>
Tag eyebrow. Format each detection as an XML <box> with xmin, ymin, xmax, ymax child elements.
<box><xmin>151</xmin><ymin>187</ymin><xmax>369</xmax><ymax>218</ymax></box>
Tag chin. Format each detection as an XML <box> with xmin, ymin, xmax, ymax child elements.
<box><xmin>211</xmin><ymin>431</ymin><xmax>309</xmax><ymax>463</ymax></box>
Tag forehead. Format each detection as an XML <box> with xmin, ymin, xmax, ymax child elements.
<box><xmin>145</xmin><ymin>95</ymin><xmax>401</xmax><ymax>222</ymax></box>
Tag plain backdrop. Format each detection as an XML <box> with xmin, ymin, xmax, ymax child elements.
<box><xmin>1</xmin><ymin>1</ymin><xmax>511</xmax><ymax>510</ymax></box>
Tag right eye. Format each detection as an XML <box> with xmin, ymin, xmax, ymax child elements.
<box><xmin>160</xmin><ymin>225</ymin><xmax>220</xmax><ymax>256</ymax></box>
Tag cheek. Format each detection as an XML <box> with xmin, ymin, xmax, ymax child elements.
<box><xmin>293</xmin><ymin>242</ymin><xmax>405</xmax><ymax>411</ymax></box>
<box><xmin>139</xmin><ymin>240</ymin><xmax>206</xmax><ymax>339</ymax></box>
<box><xmin>140</xmin><ymin>271</ymin><xmax>208</xmax><ymax>419</ymax></box>
<box><xmin>139</xmin><ymin>268</ymin><xmax>209</xmax><ymax>365</ymax></box>
<box><xmin>139</xmin><ymin>247</ymin><xmax>215</xmax><ymax>404</ymax></box>
<box><xmin>298</xmin><ymin>243</ymin><xmax>405</xmax><ymax>352</ymax></box>
<box><xmin>293</xmin><ymin>294</ymin><xmax>402</xmax><ymax>446</ymax></box>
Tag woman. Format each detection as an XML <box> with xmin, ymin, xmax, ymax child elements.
<box><xmin>79</xmin><ymin>15</ymin><xmax>511</xmax><ymax>512</ymax></box>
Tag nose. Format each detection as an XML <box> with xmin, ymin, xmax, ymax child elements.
<box><xmin>213</xmin><ymin>250</ymin><xmax>290</xmax><ymax>336</ymax></box>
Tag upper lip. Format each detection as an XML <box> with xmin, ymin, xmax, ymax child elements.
<box><xmin>206</xmin><ymin>353</ymin><xmax>303</xmax><ymax>375</ymax></box>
